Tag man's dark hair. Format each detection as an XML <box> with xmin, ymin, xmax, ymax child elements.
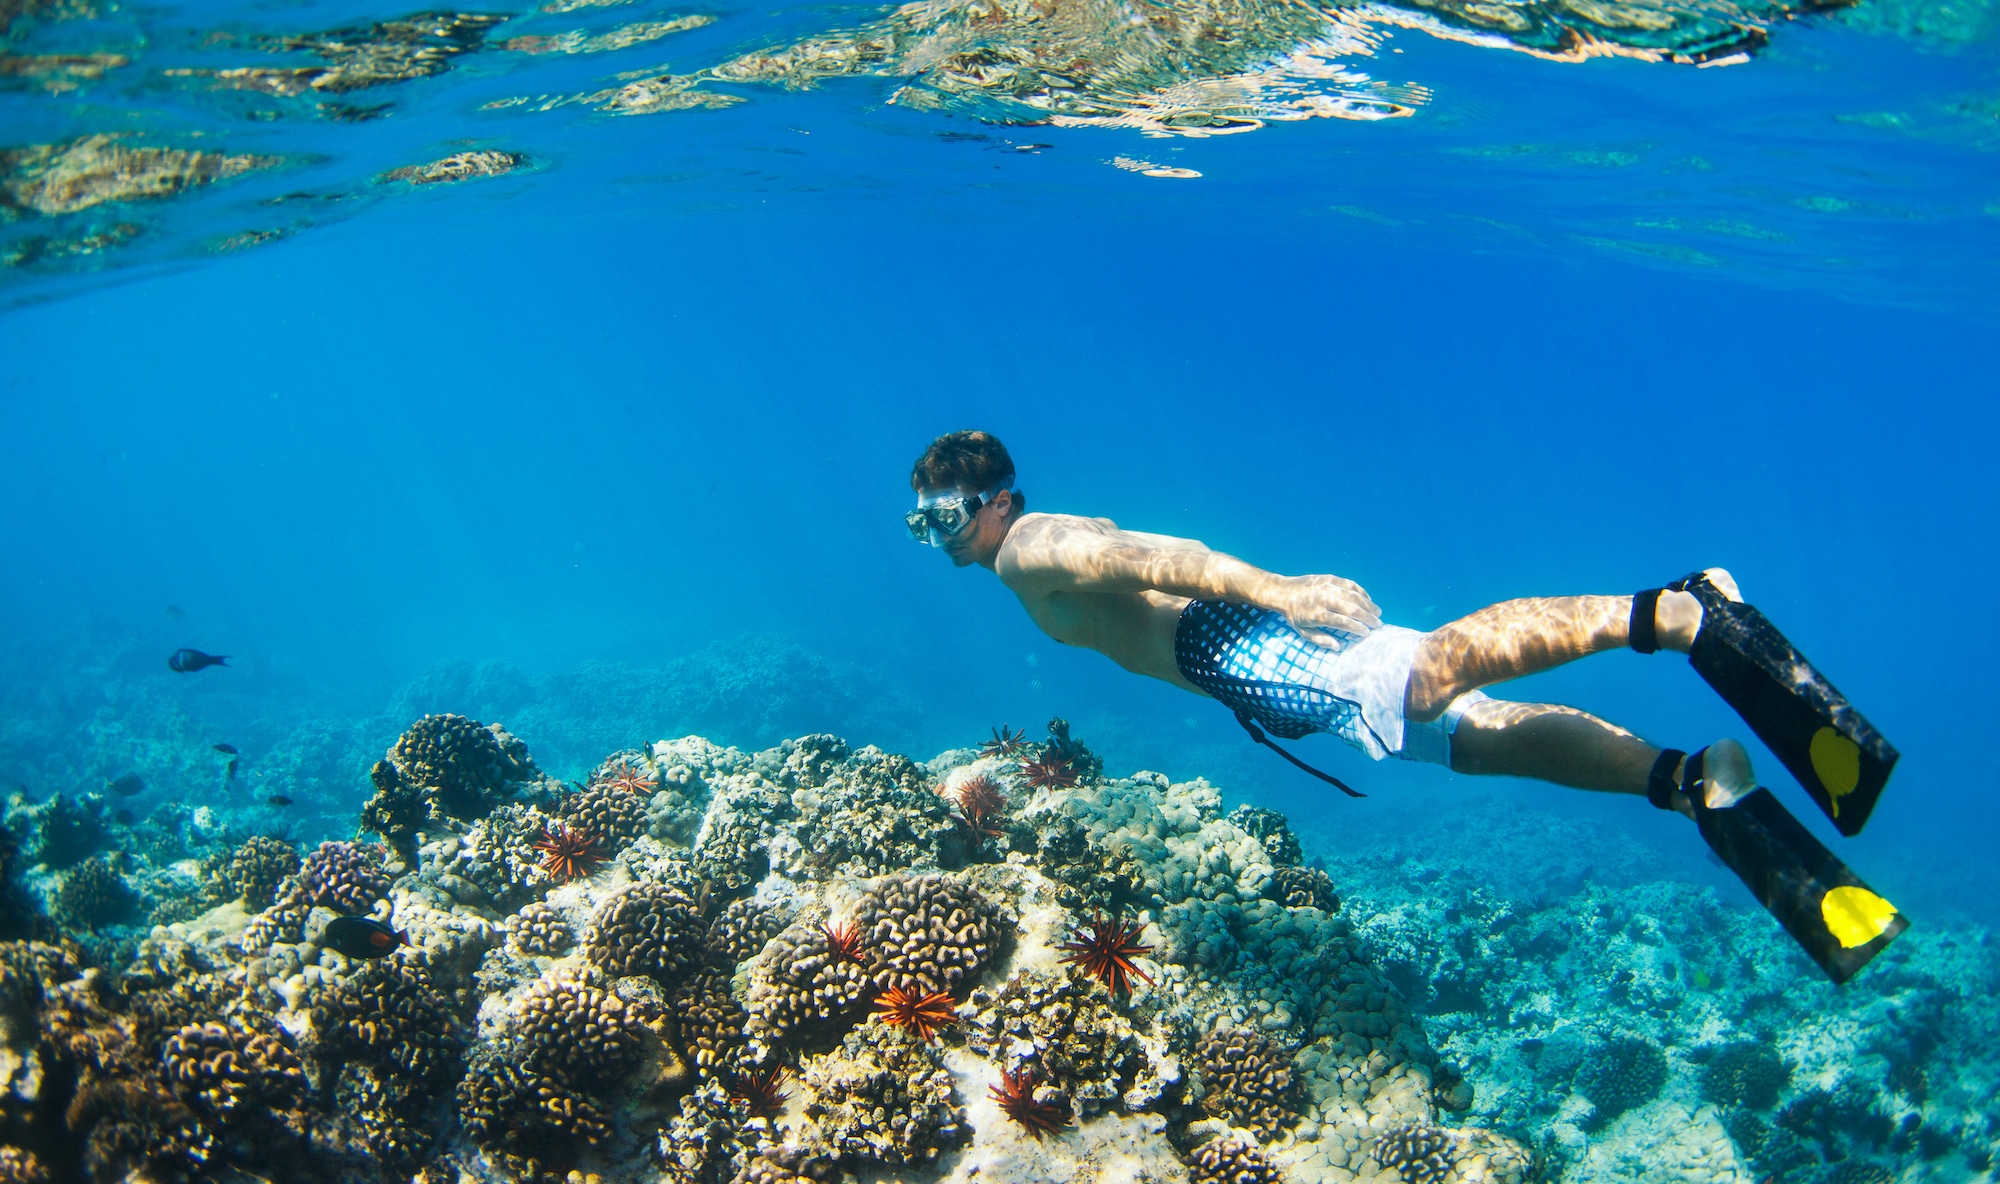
<box><xmin>911</xmin><ymin>430</ymin><xmax>1016</xmax><ymax>494</ymax></box>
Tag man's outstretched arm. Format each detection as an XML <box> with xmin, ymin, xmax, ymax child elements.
<box><xmin>1001</xmin><ymin>515</ymin><xmax>1381</xmax><ymax>642</ymax></box>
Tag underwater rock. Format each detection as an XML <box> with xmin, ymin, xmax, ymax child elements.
<box><xmin>168</xmin><ymin>12</ymin><xmax>508</xmax><ymax>104</ymax></box>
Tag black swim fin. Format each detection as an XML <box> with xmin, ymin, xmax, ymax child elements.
<box><xmin>1692</xmin><ymin>786</ymin><xmax>1907</xmax><ymax>983</ymax></box>
<box><xmin>1648</xmin><ymin>573</ymin><xmax>1898</xmax><ymax>836</ymax></box>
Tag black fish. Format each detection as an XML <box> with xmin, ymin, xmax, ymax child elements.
<box><xmin>169</xmin><ymin>648</ymin><xmax>229</xmax><ymax>673</ymax></box>
<box><xmin>321</xmin><ymin>916</ymin><xmax>404</xmax><ymax>959</ymax></box>
<box><xmin>113</xmin><ymin>809</ymin><xmax>135</xmax><ymax>826</ymax></box>
<box><xmin>267</xmin><ymin>795</ymin><xmax>292</xmax><ymax>807</ymax></box>
<box><xmin>107</xmin><ymin>772</ymin><xmax>144</xmax><ymax>797</ymax></box>
<box><xmin>227</xmin><ymin>759</ymin><xmax>239</xmax><ymax>781</ymax></box>
<box><xmin>213</xmin><ymin>743</ymin><xmax>238</xmax><ymax>755</ymax></box>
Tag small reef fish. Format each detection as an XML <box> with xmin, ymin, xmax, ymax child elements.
<box><xmin>227</xmin><ymin>759</ymin><xmax>239</xmax><ymax>781</ymax></box>
<box><xmin>267</xmin><ymin>795</ymin><xmax>292</xmax><ymax>806</ymax></box>
<box><xmin>213</xmin><ymin>743</ymin><xmax>238</xmax><ymax>755</ymax></box>
<box><xmin>163</xmin><ymin>605</ymin><xmax>186</xmax><ymax>619</ymax></box>
<box><xmin>321</xmin><ymin>916</ymin><xmax>405</xmax><ymax>959</ymax></box>
<box><xmin>168</xmin><ymin>648</ymin><xmax>229</xmax><ymax>673</ymax></box>
<box><xmin>106</xmin><ymin>772</ymin><xmax>144</xmax><ymax>797</ymax></box>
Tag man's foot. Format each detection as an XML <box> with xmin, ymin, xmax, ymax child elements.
<box><xmin>1655</xmin><ymin>567</ymin><xmax>1741</xmax><ymax>652</ymax></box>
<box><xmin>1673</xmin><ymin>737</ymin><xmax>1755</xmax><ymax>817</ymax></box>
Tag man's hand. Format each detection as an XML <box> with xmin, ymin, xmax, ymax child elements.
<box><xmin>1270</xmin><ymin>574</ymin><xmax>1381</xmax><ymax>646</ymax></box>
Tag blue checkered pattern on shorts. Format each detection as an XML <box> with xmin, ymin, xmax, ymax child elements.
<box><xmin>1173</xmin><ymin>599</ymin><xmax>1364</xmax><ymax>741</ymax></box>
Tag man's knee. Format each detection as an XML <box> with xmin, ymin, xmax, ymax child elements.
<box><xmin>1404</xmin><ymin>632</ymin><xmax>1468</xmax><ymax>722</ymax></box>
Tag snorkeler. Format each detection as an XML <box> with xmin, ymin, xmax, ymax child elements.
<box><xmin>905</xmin><ymin>430</ymin><xmax>1904</xmax><ymax>981</ymax></box>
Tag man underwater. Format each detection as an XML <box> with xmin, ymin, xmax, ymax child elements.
<box><xmin>905</xmin><ymin>429</ymin><xmax>1907</xmax><ymax>982</ymax></box>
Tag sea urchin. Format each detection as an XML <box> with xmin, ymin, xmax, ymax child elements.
<box><xmin>950</xmin><ymin>774</ymin><xmax>1008</xmax><ymax>838</ymax></box>
<box><xmin>595</xmin><ymin>760</ymin><xmax>659</xmax><ymax>796</ymax></box>
<box><xmin>1020</xmin><ymin>753</ymin><xmax>1079</xmax><ymax>790</ymax></box>
<box><xmin>728</xmin><ymin>1065</ymin><xmax>790</xmax><ymax>1119</ymax></box>
<box><xmin>872</xmin><ymin>986</ymin><xmax>958</xmax><ymax>1042</ymax></box>
<box><xmin>990</xmin><ymin>1065</ymin><xmax>1072</xmax><ymax>1138</ymax></box>
<box><xmin>533</xmin><ymin>823</ymin><xmax>601</xmax><ymax>882</ymax></box>
<box><xmin>1058</xmin><ymin>912</ymin><xmax>1155</xmax><ymax>1000</ymax></box>
<box><xmin>823</xmin><ymin>919</ymin><xmax>866</xmax><ymax>964</ymax></box>
<box><xmin>980</xmin><ymin>724</ymin><xmax>1031</xmax><ymax>759</ymax></box>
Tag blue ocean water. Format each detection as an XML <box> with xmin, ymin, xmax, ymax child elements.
<box><xmin>1</xmin><ymin>0</ymin><xmax>1997</xmax><ymax>1176</ymax></box>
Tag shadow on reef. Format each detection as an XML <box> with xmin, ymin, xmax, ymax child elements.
<box><xmin>0</xmin><ymin>714</ymin><xmax>1539</xmax><ymax>1184</ymax></box>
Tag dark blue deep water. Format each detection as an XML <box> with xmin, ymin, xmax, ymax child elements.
<box><xmin>1</xmin><ymin>0</ymin><xmax>1997</xmax><ymax>1176</ymax></box>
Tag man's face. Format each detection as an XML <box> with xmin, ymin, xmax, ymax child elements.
<box><xmin>923</xmin><ymin>485</ymin><xmax>1013</xmax><ymax>568</ymax></box>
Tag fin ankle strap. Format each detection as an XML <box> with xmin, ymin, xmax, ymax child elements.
<box><xmin>1647</xmin><ymin>749</ymin><xmax>1686</xmax><ymax>811</ymax></box>
<box><xmin>1630</xmin><ymin>589</ymin><xmax>1662</xmax><ymax>654</ymax></box>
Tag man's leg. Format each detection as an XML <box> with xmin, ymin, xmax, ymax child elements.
<box><xmin>1447</xmin><ymin>699</ymin><xmax>1658</xmax><ymax>794</ymax></box>
<box><xmin>1404</xmin><ymin>568</ymin><xmax>1740</xmax><ymax>722</ymax></box>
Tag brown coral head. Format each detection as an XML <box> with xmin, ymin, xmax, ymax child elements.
<box><xmin>594</xmin><ymin>759</ymin><xmax>659</xmax><ymax>797</ymax></box>
<box><xmin>989</xmin><ymin>1064</ymin><xmax>1071</xmax><ymax>1138</ymax></box>
<box><xmin>1058</xmin><ymin>912</ymin><xmax>1155</xmax><ymax>1000</ymax></box>
<box><xmin>533</xmin><ymin>823</ymin><xmax>601</xmax><ymax>882</ymax></box>
<box><xmin>949</xmin><ymin>774</ymin><xmax>1008</xmax><ymax>837</ymax></box>
<box><xmin>979</xmin><ymin>724</ymin><xmax>1030</xmax><ymax>759</ymax></box>
<box><xmin>822</xmin><ymin>919</ymin><xmax>866</xmax><ymax>964</ymax></box>
<box><xmin>872</xmin><ymin>986</ymin><xmax>957</xmax><ymax>1043</ymax></box>
<box><xmin>1019</xmin><ymin>753</ymin><xmax>1079</xmax><ymax>790</ymax></box>
<box><xmin>728</xmin><ymin>1065</ymin><xmax>790</xmax><ymax>1119</ymax></box>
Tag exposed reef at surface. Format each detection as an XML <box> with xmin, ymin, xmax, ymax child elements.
<box><xmin>0</xmin><ymin>671</ymin><xmax>1994</xmax><ymax>1184</ymax></box>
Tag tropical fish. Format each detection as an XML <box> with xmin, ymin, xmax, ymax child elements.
<box><xmin>163</xmin><ymin>605</ymin><xmax>186</xmax><ymax>620</ymax></box>
<box><xmin>107</xmin><ymin>772</ymin><xmax>144</xmax><ymax>796</ymax></box>
<box><xmin>321</xmin><ymin>916</ymin><xmax>405</xmax><ymax>959</ymax></box>
<box><xmin>168</xmin><ymin>648</ymin><xmax>229</xmax><ymax>673</ymax></box>
<box><xmin>227</xmin><ymin>759</ymin><xmax>239</xmax><ymax>781</ymax></box>
<box><xmin>213</xmin><ymin>743</ymin><xmax>238</xmax><ymax>755</ymax></box>
<box><xmin>267</xmin><ymin>795</ymin><xmax>293</xmax><ymax>807</ymax></box>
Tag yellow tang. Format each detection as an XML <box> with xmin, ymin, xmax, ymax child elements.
<box><xmin>1810</xmin><ymin>727</ymin><xmax>1861</xmax><ymax>817</ymax></box>
<box><xmin>1821</xmin><ymin>885</ymin><xmax>1898</xmax><ymax>949</ymax></box>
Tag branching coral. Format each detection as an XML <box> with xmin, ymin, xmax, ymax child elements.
<box><xmin>160</xmin><ymin>1021</ymin><xmax>304</xmax><ymax>1115</ymax></box>
<box><xmin>227</xmin><ymin>835</ymin><xmax>299</xmax><ymax>909</ymax></box>
<box><xmin>1190</xmin><ymin>1135</ymin><xmax>1282</xmax><ymax>1184</ymax></box>
<box><xmin>387</xmin><ymin>712</ymin><xmax>538</xmax><ymax>818</ymax></box>
<box><xmin>1576</xmin><ymin>1035</ymin><xmax>1667</xmax><ymax>1124</ymax></box>
<box><xmin>53</xmin><ymin>856</ymin><xmax>138</xmax><ymax>929</ymax></box>
<box><xmin>308</xmin><ymin>955</ymin><xmax>462</xmax><ymax>1085</ymax></box>
<box><xmin>706</xmin><ymin>897</ymin><xmax>789</xmax><ymax>964</ymax></box>
<box><xmin>673</xmin><ymin>966</ymin><xmax>750</xmax><ymax>1078</ymax></box>
<box><xmin>746</xmin><ymin>914</ymin><xmax>875</xmax><ymax>1049</ymax></box>
<box><xmin>582</xmin><ymin>881</ymin><xmax>708</xmax><ymax>985</ymax></box>
<box><xmin>1226</xmin><ymin>805</ymin><xmax>1302</xmax><ymax>867</ymax></box>
<box><xmin>1269</xmin><ymin>865</ymin><xmax>1339</xmax><ymax>912</ymax></box>
<box><xmin>557</xmin><ymin>781</ymin><xmax>648</xmax><ymax>857</ymax></box>
<box><xmin>1698</xmin><ymin>1040</ymin><xmax>1790</xmax><ymax>1110</ymax></box>
<box><xmin>1196</xmin><ymin>1029</ymin><xmax>1298</xmax><ymax>1141</ymax></box>
<box><xmin>853</xmin><ymin>873</ymin><xmax>1002</xmax><ymax>997</ymax></box>
<box><xmin>801</xmin><ymin>1021</ymin><xmax>967</xmax><ymax>1164</ymax></box>
<box><xmin>965</xmin><ymin>968</ymin><xmax>1142</xmax><ymax>1116</ymax></box>
<box><xmin>1372</xmin><ymin>1122</ymin><xmax>1456</xmax><ymax>1184</ymax></box>
<box><xmin>505</xmin><ymin>900</ymin><xmax>573</xmax><ymax>956</ymax></box>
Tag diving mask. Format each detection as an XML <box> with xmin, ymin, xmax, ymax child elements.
<box><xmin>906</xmin><ymin>481</ymin><xmax>1012</xmax><ymax>547</ymax></box>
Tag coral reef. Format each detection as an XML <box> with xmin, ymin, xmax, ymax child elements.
<box><xmin>364</xmin><ymin>712</ymin><xmax>540</xmax><ymax>841</ymax></box>
<box><xmin>581</xmin><ymin>881</ymin><xmax>707</xmax><ymax>983</ymax></box>
<box><xmin>52</xmin><ymin>856</ymin><xmax>137</xmax><ymax>929</ymax></box>
<box><xmin>1574</xmin><ymin>1035</ymin><xmax>1668</xmax><ymax>1125</ymax></box>
<box><xmin>1196</xmin><ymin>1028</ymin><xmax>1299</xmax><ymax>1140</ymax></box>
<box><xmin>853</xmin><ymin>872</ymin><xmax>1002</xmax><ymax>996</ymax></box>
<box><xmin>505</xmin><ymin>900</ymin><xmax>573</xmax><ymax>956</ymax></box>
<box><xmin>1191</xmin><ymin>1135</ymin><xmax>1283</xmax><ymax>1184</ymax></box>
<box><xmin>800</xmin><ymin>1021</ymin><xmax>967</xmax><ymax>1165</ymax></box>
<box><xmin>227</xmin><ymin>835</ymin><xmax>299</xmax><ymax>909</ymax></box>
<box><xmin>1696</xmin><ymin>1040</ymin><xmax>1790</xmax><ymax>1110</ymax></box>
<box><xmin>965</xmin><ymin>968</ymin><xmax>1142</xmax><ymax>1115</ymax></box>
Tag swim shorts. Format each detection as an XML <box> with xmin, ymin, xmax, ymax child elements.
<box><xmin>1173</xmin><ymin>598</ymin><xmax>1486</xmax><ymax>766</ymax></box>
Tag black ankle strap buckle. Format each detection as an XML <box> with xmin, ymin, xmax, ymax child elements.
<box><xmin>1648</xmin><ymin>748</ymin><xmax>1687</xmax><ymax>811</ymax></box>
<box><xmin>1630</xmin><ymin>589</ymin><xmax>1662</xmax><ymax>654</ymax></box>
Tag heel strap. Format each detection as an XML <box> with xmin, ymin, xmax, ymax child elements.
<box><xmin>1630</xmin><ymin>589</ymin><xmax>1663</xmax><ymax>654</ymax></box>
<box><xmin>1647</xmin><ymin>748</ymin><xmax>1686</xmax><ymax>811</ymax></box>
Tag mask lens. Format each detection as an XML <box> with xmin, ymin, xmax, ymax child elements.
<box><xmin>905</xmin><ymin>510</ymin><xmax>934</xmax><ymax>543</ymax></box>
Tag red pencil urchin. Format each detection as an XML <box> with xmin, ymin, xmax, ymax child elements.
<box><xmin>533</xmin><ymin>823</ymin><xmax>601</xmax><ymax>882</ymax></box>
<box><xmin>594</xmin><ymin>760</ymin><xmax>659</xmax><ymax>797</ymax></box>
<box><xmin>728</xmin><ymin>1065</ymin><xmax>790</xmax><ymax>1119</ymax></box>
<box><xmin>1019</xmin><ymin>753</ymin><xmax>1079</xmax><ymax>790</ymax></box>
<box><xmin>822</xmin><ymin>919</ymin><xmax>866</xmax><ymax>964</ymax></box>
<box><xmin>949</xmin><ymin>774</ymin><xmax>1008</xmax><ymax>838</ymax></box>
<box><xmin>1058</xmin><ymin>913</ymin><xmax>1155</xmax><ymax>1000</ymax></box>
<box><xmin>872</xmin><ymin>986</ymin><xmax>958</xmax><ymax>1043</ymax></box>
<box><xmin>989</xmin><ymin>1065</ymin><xmax>1072</xmax><ymax>1138</ymax></box>
<box><xmin>980</xmin><ymin>724</ymin><xmax>1031</xmax><ymax>759</ymax></box>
